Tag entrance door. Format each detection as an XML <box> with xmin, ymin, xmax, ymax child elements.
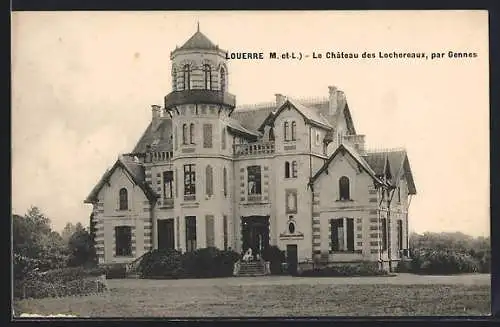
<box><xmin>241</xmin><ymin>216</ymin><xmax>270</xmax><ymax>256</ymax></box>
<box><xmin>286</xmin><ymin>244</ymin><xmax>298</xmax><ymax>275</ymax></box>
<box><xmin>158</xmin><ymin>219</ymin><xmax>175</xmax><ymax>250</ymax></box>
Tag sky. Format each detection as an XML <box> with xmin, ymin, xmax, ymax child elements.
<box><xmin>11</xmin><ymin>11</ymin><xmax>489</xmax><ymax>236</ymax></box>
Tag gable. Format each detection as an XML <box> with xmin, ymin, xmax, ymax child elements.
<box><xmin>310</xmin><ymin>144</ymin><xmax>385</xmax><ymax>190</ymax></box>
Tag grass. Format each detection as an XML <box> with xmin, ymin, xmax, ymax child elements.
<box><xmin>14</xmin><ymin>275</ymin><xmax>491</xmax><ymax>317</ymax></box>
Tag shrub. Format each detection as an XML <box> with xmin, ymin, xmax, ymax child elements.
<box><xmin>138</xmin><ymin>249</ymin><xmax>184</xmax><ymax>279</ymax></box>
<box><xmin>405</xmin><ymin>248</ymin><xmax>480</xmax><ymax>275</ymax></box>
<box><xmin>102</xmin><ymin>263</ymin><xmax>127</xmax><ymax>279</ymax></box>
<box><xmin>300</xmin><ymin>262</ymin><xmax>388</xmax><ymax>277</ymax></box>
<box><xmin>16</xmin><ymin>277</ymin><xmax>106</xmax><ymax>299</ymax></box>
<box><xmin>35</xmin><ymin>266</ymin><xmax>106</xmax><ymax>283</ymax></box>
<box><xmin>182</xmin><ymin>247</ymin><xmax>240</xmax><ymax>278</ymax></box>
<box><xmin>262</xmin><ymin>246</ymin><xmax>286</xmax><ymax>275</ymax></box>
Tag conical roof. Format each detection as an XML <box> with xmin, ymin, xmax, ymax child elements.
<box><xmin>179</xmin><ymin>30</ymin><xmax>218</xmax><ymax>50</ymax></box>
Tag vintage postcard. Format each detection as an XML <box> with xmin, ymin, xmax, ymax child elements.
<box><xmin>11</xmin><ymin>10</ymin><xmax>490</xmax><ymax>317</ymax></box>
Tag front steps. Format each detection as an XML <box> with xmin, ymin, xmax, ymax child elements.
<box><xmin>234</xmin><ymin>260</ymin><xmax>269</xmax><ymax>277</ymax></box>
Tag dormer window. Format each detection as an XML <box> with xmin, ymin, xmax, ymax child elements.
<box><xmin>284</xmin><ymin>122</ymin><xmax>289</xmax><ymax>141</ymax></box>
<box><xmin>183</xmin><ymin>64</ymin><xmax>191</xmax><ymax>90</ymax></box>
<box><xmin>203</xmin><ymin>64</ymin><xmax>212</xmax><ymax>90</ymax></box>
<box><xmin>119</xmin><ymin>188</ymin><xmax>128</xmax><ymax>210</ymax></box>
<box><xmin>269</xmin><ymin>128</ymin><xmax>275</xmax><ymax>141</ymax></box>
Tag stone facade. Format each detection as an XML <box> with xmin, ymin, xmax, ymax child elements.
<box><xmin>84</xmin><ymin>28</ymin><xmax>416</xmax><ymax>271</ymax></box>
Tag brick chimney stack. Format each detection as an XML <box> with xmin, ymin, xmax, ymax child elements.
<box><xmin>275</xmin><ymin>93</ymin><xmax>287</xmax><ymax>108</ymax></box>
<box><xmin>151</xmin><ymin>105</ymin><xmax>162</xmax><ymax>130</ymax></box>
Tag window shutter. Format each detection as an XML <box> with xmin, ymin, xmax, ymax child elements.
<box><xmin>346</xmin><ymin>218</ymin><xmax>354</xmax><ymax>251</ymax></box>
<box><xmin>206</xmin><ymin>165</ymin><xmax>213</xmax><ymax>196</ymax></box>
<box><xmin>221</xmin><ymin>127</ymin><xmax>226</xmax><ymax>150</ymax></box>
<box><xmin>203</xmin><ymin>124</ymin><xmax>213</xmax><ymax>148</ymax></box>
<box><xmin>205</xmin><ymin>215</ymin><xmax>215</xmax><ymax>247</ymax></box>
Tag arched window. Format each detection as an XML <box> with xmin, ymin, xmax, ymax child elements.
<box><xmin>339</xmin><ymin>176</ymin><xmax>350</xmax><ymax>201</ymax></box>
<box><xmin>223</xmin><ymin>167</ymin><xmax>228</xmax><ymax>197</ymax></box>
<box><xmin>284</xmin><ymin>121</ymin><xmax>289</xmax><ymax>141</ymax></box>
<box><xmin>189</xmin><ymin>123</ymin><xmax>195</xmax><ymax>144</ymax></box>
<box><xmin>119</xmin><ymin>188</ymin><xmax>128</xmax><ymax>210</ymax></box>
<box><xmin>291</xmin><ymin>161</ymin><xmax>298</xmax><ymax>178</ymax></box>
<box><xmin>269</xmin><ymin>128</ymin><xmax>275</xmax><ymax>141</ymax></box>
<box><xmin>285</xmin><ymin>161</ymin><xmax>290</xmax><ymax>178</ymax></box>
<box><xmin>182</xmin><ymin>124</ymin><xmax>188</xmax><ymax>145</ymax></box>
<box><xmin>206</xmin><ymin>165</ymin><xmax>213</xmax><ymax>196</ymax></box>
<box><xmin>203</xmin><ymin>64</ymin><xmax>212</xmax><ymax>90</ymax></box>
<box><xmin>220</xmin><ymin>67</ymin><xmax>226</xmax><ymax>92</ymax></box>
<box><xmin>172</xmin><ymin>68</ymin><xmax>177</xmax><ymax>91</ymax></box>
<box><xmin>183</xmin><ymin>64</ymin><xmax>191</xmax><ymax>90</ymax></box>
<box><xmin>291</xmin><ymin>121</ymin><xmax>297</xmax><ymax>141</ymax></box>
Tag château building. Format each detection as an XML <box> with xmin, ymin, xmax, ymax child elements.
<box><xmin>84</xmin><ymin>27</ymin><xmax>416</xmax><ymax>272</ymax></box>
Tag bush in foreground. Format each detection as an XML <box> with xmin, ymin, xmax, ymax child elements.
<box><xmin>397</xmin><ymin>248</ymin><xmax>481</xmax><ymax>275</ymax></box>
<box><xmin>262</xmin><ymin>246</ymin><xmax>287</xmax><ymax>275</ymax></box>
<box><xmin>299</xmin><ymin>262</ymin><xmax>388</xmax><ymax>277</ymax></box>
<box><xmin>16</xmin><ymin>278</ymin><xmax>106</xmax><ymax>299</ymax></box>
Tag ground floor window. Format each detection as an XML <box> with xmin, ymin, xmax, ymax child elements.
<box><xmin>185</xmin><ymin>216</ymin><xmax>197</xmax><ymax>252</ymax></box>
<box><xmin>397</xmin><ymin>219</ymin><xmax>403</xmax><ymax>250</ymax></box>
<box><xmin>115</xmin><ymin>226</ymin><xmax>132</xmax><ymax>256</ymax></box>
<box><xmin>330</xmin><ymin>218</ymin><xmax>354</xmax><ymax>252</ymax></box>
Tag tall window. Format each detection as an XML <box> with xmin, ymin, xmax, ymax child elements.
<box><xmin>189</xmin><ymin>123</ymin><xmax>195</xmax><ymax>144</ymax></box>
<box><xmin>184</xmin><ymin>164</ymin><xmax>196</xmax><ymax>197</ymax></box>
<box><xmin>339</xmin><ymin>176</ymin><xmax>350</xmax><ymax>201</ymax></box>
<box><xmin>285</xmin><ymin>161</ymin><xmax>290</xmax><ymax>178</ymax></box>
<box><xmin>284</xmin><ymin>122</ymin><xmax>289</xmax><ymax>141</ymax></box>
<box><xmin>291</xmin><ymin>121</ymin><xmax>297</xmax><ymax>141</ymax></box>
<box><xmin>172</xmin><ymin>68</ymin><xmax>177</xmax><ymax>91</ymax></box>
<box><xmin>183</xmin><ymin>64</ymin><xmax>191</xmax><ymax>90</ymax></box>
<box><xmin>247</xmin><ymin>165</ymin><xmax>262</xmax><ymax>195</ymax></box>
<box><xmin>205</xmin><ymin>215</ymin><xmax>215</xmax><ymax>247</ymax></box>
<box><xmin>163</xmin><ymin>171</ymin><xmax>173</xmax><ymax>199</ymax></box>
<box><xmin>223</xmin><ymin>167</ymin><xmax>228</xmax><ymax>197</ymax></box>
<box><xmin>185</xmin><ymin>216</ymin><xmax>197</xmax><ymax>252</ymax></box>
<box><xmin>119</xmin><ymin>188</ymin><xmax>128</xmax><ymax>210</ymax></box>
<box><xmin>221</xmin><ymin>127</ymin><xmax>226</xmax><ymax>150</ymax></box>
<box><xmin>330</xmin><ymin>218</ymin><xmax>354</xmax><ymax>252</ymax></box>
<box><xmin>397</xmin><ymin>219</ymin><xmax>403</xmax><ymax>251</ymax></box>
<box><xmin>291</xmin><ymin>161</ymin><xmax>298</xmax><ymax>178</ymax></box>
<box><xmin>205</xmin><ymin>165</ymin><xmax>213</xmax><ymax>196</ymax></box>
<box><xmin>182</xmin><ymin>124</ymin><xmax>188</xmax><ymax>145</ymax></box>
<box><xmin>220</xmin><ymin>67</ymin><xmax>226</xmax><ymax>92</ymax></box>
<box><xmin>269</xmin><ymin>128</ymin><xmax>275</xmax><ymax>141</ymax></box>
<box><xmin>203</xmin><ymin>64</ymin><xmax>212</xmax><ymax>90</ymax></box>
<box><xmin>203</xmin><ymin>124</ymin><xmax>213</xmax><ymax>148</ymax></box>
<box><xmin>223</xmin><ymin>215</ymin><xmax>228</xmax><ymax>250</ymax></box>
<box><xmin>381</xmin><ymin>218</ymin><xmax>388</xmax><ymax>251</ymax></box>
<box><xmin>115</xmin><ymin>226</ymin><xmax>132</xmax><ymax>256</ymax></box>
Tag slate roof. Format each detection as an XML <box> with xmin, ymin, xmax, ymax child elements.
<box><xmin>84</xmin><ymin>155</ymin><xmax>157</xmax><ymax>204</ymax></box>
<box><xmin>224</xmin><ymin>117</ymin><xmax>262</xmax><ymax>138</ymax></box>
<box><xmin>362</xmin><ymin>150</ymin><xmax>417</xmax><ymax>195</ymax></box>
<box><xmin>230</xmin><ymin>104</ymin><xmax>276</xmax><ymax>132</ymax></box>
<box><xmin>178</xmin><ymin>31</ymin><xmax>219</xmax><ymax>51</ymax></box>
<box><xmin>309</xmin><ymin>143</ymin><xmax>385</xmax><ymax>187</ymax></box>
<box><xmin>132</xmin><ymin>119</ymin><xmax>173</xmax><ymax>154</ymax></box>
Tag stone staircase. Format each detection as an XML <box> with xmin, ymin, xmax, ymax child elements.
<box><xmin>234</xmin><ymin>260</ymin><xmax>269</xmax><ymax>277</ymax></box>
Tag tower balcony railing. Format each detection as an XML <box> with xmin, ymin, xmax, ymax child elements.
<box><xmin>164</xmin><ymin>89</ymin><xmax>236</xmax><ymax>109</ymax></box>
<box><xmin>146</xmin><ymin>151</ymin><xmax>173</xmax><ymax>163</ymax></box>
<box><xmin>233</xmin><ymin>141</ymin><xmax>275</xmax><ymax>157</ymax></box>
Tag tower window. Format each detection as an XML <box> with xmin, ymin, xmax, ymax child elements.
<box><xmin>339</xmin><ymin>176</ymin><xmax>350</xmax><ymax>201</ymax></box>
<box><xmin>220</xmin><ymin>67</ymin><xmax>226</xmax><ymax>92</ymax></box>
<box><xmin>221</xmin><ymin>127</ymin><xmax>226</xmax><ymax>150</ymax></box>
<box><xmin>182</xmin><ymin>124</ymin><xmax>188</xmax><ymax>145</ymax></box>
<box><xmin>172</xmin><ymin>68</ymin><xmax>177</xmax><ymax>91</ymax></box>
<box><xmin>285</xmin><ymin>161</ymin><xmax>290</xmax><ymax>178</ymax></box>
<box><xmin>189</xmin><ymin>123</ymin><xmax>195</xmax><ymax>144</ymax></box>
<box><xmin>203</xmin><ymin>64</ymin><xmax>212</xmax><ymax>90</ymax></box>
<box><xmin>119</xmin><ymin>188</ymin><xmax>128</xmax><ymax>210</ymax></box>
<box><xmin>291</xmin><ymin>161</ymin><xmax>298</xmax><ymax>178</ymax></box>
<box><xmin>184</xmin><ymin>164</ymin><xmax>196</xmax><ymax>197</ymax></box>
<box><xmin>223</xmin><ymin>167</ymin><xmax>228</xmax><ymax>197</ymax></box>
<box><xmin>203</xmin><ymin>124</ymin><xmax>213</xmax><ymax>148</ymax></box>
<box><xmin>183</xmin><ymin>64</ymin><xmax>191</xmax><ymax>90</ymax></box>
<box><xmin>284</xmin><ymin>121</ymin><xmax>289</xmax><ymax>141</ymax></box>
<box><xmin>205</xmin><ymin>165</ymin><xmax>213</xmax><ymax>196</ymax></box>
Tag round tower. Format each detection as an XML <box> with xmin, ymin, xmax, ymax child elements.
<box><xmin>166</xmin><ymin>26</ymin><xmax>236</xmax><ymax>252</ymax></box>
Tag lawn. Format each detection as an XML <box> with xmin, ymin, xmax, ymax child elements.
<box><xmin>13</xmin><ymin>274</ymin><xmax>491</xmax><ymax>317</ymax></box>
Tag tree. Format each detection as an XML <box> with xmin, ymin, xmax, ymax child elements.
<box><xmin>67</xmin><ymin>228</ymin><xmax>97</xmax><ymax>267</ymax></box>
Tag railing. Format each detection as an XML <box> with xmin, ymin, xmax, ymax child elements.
<box><xmin>247</xmin><ymin>194</ymin><xmax>263</xmax><ymax>202</ymax></box>
<box><xmin>184</xmin><ymin>194</ymin><xmax>196</xmax><ymax>202</ymax></box>
<box><xmin>233</xmin><ymin>142</ymin><xmax>275</xmax><ymax>157</ymax></box>
<box><xmin>148</xmin><ymin>151</ymin><xmax>173</xmax><ymax>162</ymax></box>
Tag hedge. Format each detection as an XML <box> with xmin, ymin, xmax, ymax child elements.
<box><xmin>16</xmin><ymin>277</ymin><xmax>107</xmax><ymax>299</ymax></box>
<box><xmin>396</xmin><ymin>248</ymin><xmax>484</xmax><ymax>275</ymax></box>
<box><xmin>299</xmin><ymin>262</ymin><xmax>388</xmax><ymax>277</ymax></box>
<box><xmin>138</xmin><ymin>247</ymin><xmax>240</xmax><ymax>279</ymax></box>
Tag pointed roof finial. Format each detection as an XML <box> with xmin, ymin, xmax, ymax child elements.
<box><xmin>197</xmin><ymin>21</ymin><xmax>200</xmax><ymax>32</ymax></box>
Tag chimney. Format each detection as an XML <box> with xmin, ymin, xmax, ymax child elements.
<box><xmin>275</xmin><ymin>93</ymin><xmax>286</xmax><ymax>108</ymax></box>
<box><xmin>151</xmin><ymin>105</ymin><xmax>162</xmax><ymax>129</ymax></box>
<box><xmin>328</xmin><ymin>86</ymin><xmax>338</xmax><ymax>115</ymax></box>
